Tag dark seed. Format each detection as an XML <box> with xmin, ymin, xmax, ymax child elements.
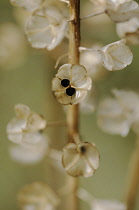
<box><xmin>80</xmin><ymin>146</ymin><xmax>86</xmax><ymax>154</ymax></box>
<box><xmin>66</xmin><ymin>87</ymin><xmax>75</xmax><ymax>96</ymax></box>
<box><xmin>61</xmin><ymin>79</ymin><xmax>70</xmax><ymax>87</ymax></box>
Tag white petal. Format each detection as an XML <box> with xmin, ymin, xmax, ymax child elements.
<box><xmin>6</xmin><ymin>118</ymin><xmax>26</xmax><ymax>134</ymax></box>
<box><xmin>56</xmin><ymin>63</ymin><xmax>71</xmax><ymax>80</ymax></box>
<box><xmin>22</xmin><ymin>132</ymin><xmax>43</xmax><ymax>144</ymax></box>
<box><xmin>73</xmin><ymin>76</ymin><xmax>92</xmax><ymax>90</ymax></box>
<box><xmin>99</xmin><ymin>39</ymin><xmax>133</xmax><ymax>71</ymax></box>
<box><xmin>26</xmin><ymin>6</ymin><xmax>67</xmax><ymax>50</ymax></box>
<box><xmin>26</xmin><ymin>113</ymin><xmax>47</xmax><ymax>131</ymax></box>
<box><xmin>14</xmin><ymin>104</ymin><xmax>31</xmax><ymax>119</ymax></box>
<box><xmin>71</xmin><ymin>65</ymin><xmax>87</xmax><ymax>83</ymax></box>
<box><xmin>9</xmin><ymin>135</ymin><xmax>49</xmax><ymax>164</ymax></box>
<box><xmin>10</xmin><ymin>0</ymin><xmax>42</xmax><ymax>12</ymax></box>
<box><xmin>62</xmin><ymin>142</ymin><xmax>99</xmax><ymax>177</ymax></box>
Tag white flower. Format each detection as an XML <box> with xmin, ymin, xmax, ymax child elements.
<box><xmin>9</xmin><ymin>135</ymin><xmax>49</xmax><ymax>164</ymax></box>
<box><xmin>62</xmin><ymin>142</ymin><xmax>100</xmax><ymax>177</ymax></box>
<box><xmin>80</xmin><ymin>44</ymin><xmax>108</xmax><ymax>81</ymax></box>
<box><xmin>26</xmin><ymin>5</ymin><xmax>68</xmax><ymax>50</ymax></box>
<box><xmin>116</xmin><ymin>17</ymin><xmax>139</xmax><ymax>44</ymax></box>
<box><xmin>10</xmin><ymin>0</ymin><xmax>43</xmax><ymax>12</ymax></box>
<box><xmin>98</xmin><ymin>39</ymin><xmax>133</xmax><ymax>71</ymax></box>
<box><xmin>105</xmin><ymin>0</ymin><xmax>139</xmax><ymax>22</ymax></box>
<box><xmin>6</xmin><ymin>104</ymin><xmax>47</xmax><ymax>144</ymax></box>
<box><xmin>52</xmin><ymin>64</ymin><xmax>92</xmax><ymax>105</ymax></box>
<box><xmin>18</xmin><ymin>182</ymin><xmax>60</xmax><ymax>210</ymax></box>
<box><xmin>0</xmin><ymin>23</ymin><xmax>26</xmax><ymax>70</ymax></box>
<box><xmin>92</xmin><ymin>199</ymin><xmax>126</xmax><ymax>210</ymax></box>
<box><xmin>97</xmin><ymin>89</ymin><xmax>139</xmax><ymax>136</ymax></box>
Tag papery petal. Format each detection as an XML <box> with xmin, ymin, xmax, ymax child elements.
<box><xmin>14</xmin><ymin>104</ymin><xmax>31</xmax><ymax>119</ymax></box>
<box><xmin>26</xmin><ymin>6</ymin><xmax>67</xmax><ymax>50</ymax></box>
<box><xmin>99</xmin><ymin>39</ymin><xmax>133</xmax><ymax>71</ymax></box>
<box><xmin>112</xmin><ymin>89</ymin><xmax>139</xmax><ymax>113</ymax></box>
<box><xmin>56</xmin><ymin>63</ymin><xmax>71</xmax><ymax>80</ymax></box>
<box><xmin>53</xmin><ymin>90</ymin><xmax>73</xmax><ymax>105</ymax></box>
<box><xmin>97</xmin><ymin>98</ymin><xmax>130</xmax><ymax>136</ymax></box>
<box><xmin>73</xmin><ymin>76</ymin><xmax>92</xmax><ymax>90</ymax></box>
<box><xmin>22</xmin><ymin>132</ymin><xmax>43</xmax><ymax>144</ymax></box>
<box><xmin>71</xmin><ymin>65</ymin><xmax>87</xmax><ymax>83</ymax></box>
<box><xmin>26</xmin><ymin>113</ymin><xmax>47</xmax><ymax>131</ymax></box>
<box><xmin>10</xmin><ymin>0</ymin><xmax>43</xmax><ymax>12</ymax></box>
<box><xmin>9</xmin><ymin>135</ymin><xmax>49</xmax><ymax>164</ymax></box>
<box><xmin>62</xmin><ymin>142</ymin><xmax>99</xmax><ymax>177</ymax></box>
<box><xmin>6</xmin><ymin>118</ymin><xmax>26</xmax><ymax>134</ymax></box>
<box><xmin>106</xmin><ymin>0</ymin><xmax>139</xmax><ymax>22</ymax></box>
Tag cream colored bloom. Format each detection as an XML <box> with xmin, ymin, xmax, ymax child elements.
<box><xmin>9</xmin><ymin>135</ymin><xmax>49</xmax><ymax>164</ymax></box>
<box><xmin>105</xmin><ymin>0</ymin><xmax>139</xmax><ymax>22</ymax></box>
<box><xmin>97</xmin><ymin>89</ymin><xmax>139</xmax><ymax>136</ymax></box>
<box><xmin>92</xmin><ymin>199</ymin><xmax>126</xmax><ymax>210</ymax></box>
<box><xmin>6</xmin><ymin>104</ymin><xmax>46</xmax><ymax>144</ymax></box>
<box><xmin>116</xmin><ymin>17</ymin><xmax>139</xmax><ymax>44</ymax></box>
<box><xmin>18</xmin><ymin>182</ymin><xmax>60</xmax><ymax>210</ymax></box>
<box><xmin>98</xmin><ymin>39</ymin><xmax>133</xmax><ymax>71</ymax></box>
<box><xmin>62</xmin><ymin>142</ymin><xmax>100</xmax><ymax>177</ymax></box>
<box><xmin>26</xmin><ymin>5</ymin><xmax>68</xmax><ymax>50</ymax></box>
<box><xmin>10</xmin><ymin>0</ymin><xmax>43</xmax><ymax>12</ymax></box>
<box><xmin>52</xmin><ymin>64</ymin><xmax>92</xmax><ymax>105</ymax></box>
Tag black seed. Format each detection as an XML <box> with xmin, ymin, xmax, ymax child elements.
<box><xmin>66</xmin><ymin>87</ymin><xmax>75</xmax><ymax>96</ymax></box>
<box><xmin>80</xmin><ymin>146</ymin><xmax>86</xmax><ymax>154</ymax></box>
<box><xmin>61</xmin><ymin>79</ymin><xmax>70</xmax><ymax>87</ymax></box>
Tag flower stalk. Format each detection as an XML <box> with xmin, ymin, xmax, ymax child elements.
<box><xmin>66</xmin><ymin>0</ymin><xmax>80</xmax><ymax>209</ymax></box>
<box><xmin>125</xmin><ymin>136</ymin><xmax>139</xmax><ymax>210</ymax></box>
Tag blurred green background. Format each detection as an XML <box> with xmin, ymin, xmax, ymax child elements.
<box><xmin>0</xmin><ymin>0</ymin><xmax>139</xmax><ymax>210</ymax></box>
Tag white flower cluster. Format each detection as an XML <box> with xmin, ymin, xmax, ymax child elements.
<box><xmin>10</xmin><ymin>0</ymin><xmax>68</xmax><ymax>50</ymax></box>
<box><xmin>97</xmin><ymin>89</ymin><xmax>139</xmax><ymax>137</ymax></box>
<box><xmin>6</xmin><ymin>104</ymin><xmax>49</xmax><ymax>163</ymax></box>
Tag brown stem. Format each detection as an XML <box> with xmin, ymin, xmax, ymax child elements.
<box><xmin>125</xmin><ymin>136</ymin><xmax>139</xmax><ymax>210</ymax></box>
<box><xmin>65</xmin><ymin>1</ymin><xmax>80</xmax><ymax>210</ymax></box>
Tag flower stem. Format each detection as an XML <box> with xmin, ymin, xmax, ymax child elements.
<box><xmin>125</xmin><ymin>136</ymin><xmax>139</xmax><ymax>210</ymax></box>
<box><xmin>80</xmin><ymin>11</ymin><xmax>105</xmax><ymax>20</ymax></box>
<box><xmin>66</xmin><ymin>0</ymin><xmax>80</xmax><ymax>210</ymax></box>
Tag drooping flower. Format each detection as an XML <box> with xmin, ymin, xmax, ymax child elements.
<box><xmin>6</xmin><ymin>104</ymin><xmax>47</xmax><ymax>144</ymax></box>
<box><xmin>105</xmin><ymin>0</ymin><xmax>139</xmax><ymax>22</ymax></box>
<box><xmin>116</xmin><ymin>17</ymin><xmax>139</xmax><ymax>45</ymax></box>
<box><xmin>52</xmin><ymin>64</ymin><xmax>92</xmax><ymax>105</ymax></box>
<box><xmin>9</xmin><ymin>135</ymin><xmax>49</xmax><ymax>164</ymax></box>
<box><xmin>18</xmin><ymin>182</ymin><xmax>60</xmax><ymax>210</ymax></box>
<box><xmin>10</xmin><ymin>0</ymin><xmax>43</xmax><ymax>12</ymax></box>
<box><xmin>97</xmin><ymin>89</ymin><xmax>139</xmax><ymax>136</ymax></box>
<box><xmin>98</xmin><ymin>39</ymin><xmax>133</xmax><ymax>71</ymax></box>
<box><xmin>62</xmin><ymin>142</ymin><xmax>100</xmax><ymax>177</ymax></box>
<box><xmin>26</xmin><ymin>5</ymin><xmax>68</xmax><ymax>50</ymax></box>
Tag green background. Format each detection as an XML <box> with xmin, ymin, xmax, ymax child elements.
<box><xmin>0</xmin><ymin>0</ymin><xmax>139</xmax><ymax>209</ymax></box>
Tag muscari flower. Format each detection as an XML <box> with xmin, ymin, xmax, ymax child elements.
<box><xmin>62</xmin><ymin>142</ymin><xmax>100</xmax><ymax>177</ymax></box>
<box><xmin>105</xmin><ymin>0</ymin><xmax>139</xmax><ymax>22</ymax></box>
<box><xmin>26</xmin><ymin>5</ymin><xmax>68</xmax><ymax>50</ymax></box>
<box><xmin>116</xmin><ymin>17</ymin><xmax>139</xmax><ymax>45</ymax></box>
<box><xmin>18</xmin><ymin>182</ymin><xmax>60</xmax><ymax>210</ymax></box>
<box><xmin>98</xmin><ymin>39</ymin><xmax>133</xmax><ymax>71</ymax></box>
<box><xmin>6</xmin><ymin>104</ymin><xmax>46</xmax><ymax>144</ymax></box>
<box><xmin>52</xmin><ymin>64</ymin><xmax>92</xmax><ymax>105</ymax></box>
